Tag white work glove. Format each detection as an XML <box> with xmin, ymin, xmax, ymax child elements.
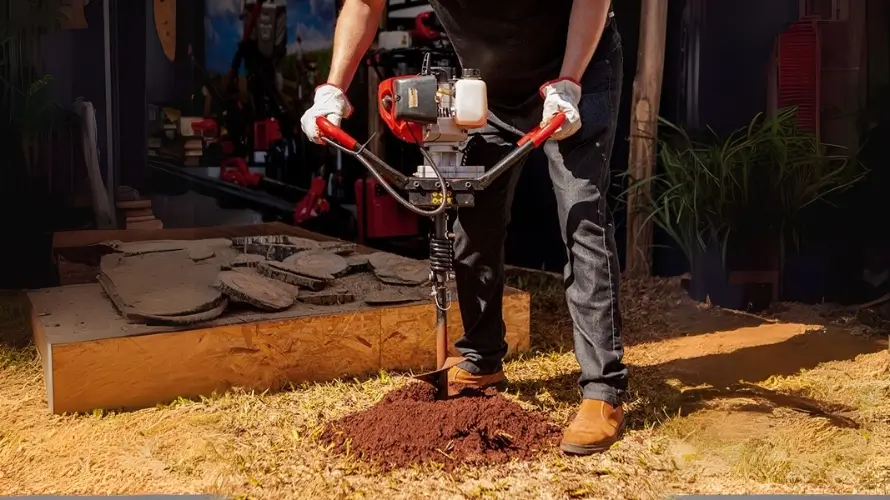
<box><xmin>539</xmin><ymin>78</ymin><xmax>582</xmax><ymax>141</ymax></box>
<box><xmin>300</xmin><ymin>84</ymin><xmax>354</xmax><ymax>144</ymax></box>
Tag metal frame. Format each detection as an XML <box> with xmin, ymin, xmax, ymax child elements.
<box><xmin>679</xmin><ymin>0</ymin><xmax>704</xmax><ymax>130</ymax></box>
<box><xmin>799</xmin><ymin>0</ymin><xmax>850</xmax><ymax>22</ymax></box>
<box><xmin>102</xmin><ymin>0</ymin><xmax>118</xmax><ymax>224</ymax></box>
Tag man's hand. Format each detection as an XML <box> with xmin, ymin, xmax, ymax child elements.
<box><xmin>539</xmin><ymin>0</ymin><xmax>610</xmax><ymax>141</ymax></box>
<box><xmin>300</xmin><ymin>0</ymin><xmax>382</xmax><ymax>143</ymax></box>
<box><xmin>540</xmin><ymin>78</ymin><xmax>582</xmax><ymax>141</ymax></box>
<box><xmin>300</xmin><ymin>84</ymin><xmax>354</xmax><ymax>144</ymax></box>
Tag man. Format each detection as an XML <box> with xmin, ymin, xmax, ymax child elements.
<box><xmin>300</xmin><ymin>0</ymin><xmax>625</xmax><ymax>455</ymax></box>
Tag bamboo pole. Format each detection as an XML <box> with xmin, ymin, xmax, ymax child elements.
<box><xmin>624</xmin><ymin>0</ymin><xmax>669</xmax><ymax>277</ymax></box>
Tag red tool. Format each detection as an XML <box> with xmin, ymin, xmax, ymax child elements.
<box><xmin>218</xmin><ymin>157</ymin><xmax>331</xmax><ymax>224</ymax></box>
<box><xmin>411</xmin><ymin>11</ymin><xmax>443</xmax><ymax>44</ymax></box>
<box><xmin>219</xmin><ymin>158</ymin><xmax>262</xmax><ymax>188</ymax></box>
<box><xmin>190</xmin><ymin>118</ymin><xmax>219</xmax><ymax>138</ymax></box>
<box><xmin>253</xmin><ymin>118</ymin><xmax>282</xmax><ymax>152</ymax></box>
<box><xmin>293</xmin><ymin>176</ymin><xmax>330</xmax><ymax>224</ymax></box>
<box><xmin>355</xmin><ymin>178</ymin><xmax>419</xmax><ymax>242</ymax></box>
<box><xmin>316</xmin><ymin>54</ymin><xmax>565</xmax><ymax>398</ymax></box>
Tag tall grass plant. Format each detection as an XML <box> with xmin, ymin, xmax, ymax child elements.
<box><xmin>630</xmin><ymin>106</ymin><xmax>865</xmax><ymax>269</ymax></box>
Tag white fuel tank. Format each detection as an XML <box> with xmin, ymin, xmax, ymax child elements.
<box><xmin>453</xmin><ymin>69</ymin><xmax>488</xmax><ymax>128</ymax></box>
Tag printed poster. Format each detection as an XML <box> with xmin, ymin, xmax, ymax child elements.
<box><xmin>203</xmin><ymin>0</ymin><xmax>336</xmax><ymax>83</ymax></box>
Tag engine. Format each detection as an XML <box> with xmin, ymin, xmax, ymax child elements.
<box><xmin>378</xmin><ymin>63</ymin><xmax>489</xmax><ymax>180</ymax></box>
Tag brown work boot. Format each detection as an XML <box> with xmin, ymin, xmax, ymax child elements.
<box><xmin>560</xmin><ymin>399</ymin><xmax>625</xmax><ymax>455</ymax></box>
<box><xmin>447</xmin><ymin>365</ymin><xmax>508</xmax><ymax>391</ymax></box>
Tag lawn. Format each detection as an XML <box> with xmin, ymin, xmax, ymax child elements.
<box><xmin>0</xmin><ymin>271</ymin><xmax>887</xmax><ymax>498</ymax></box>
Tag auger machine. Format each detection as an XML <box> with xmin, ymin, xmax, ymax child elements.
<box><xmin>316</xmin><ymin>54</ymin><xmax>566</xmax><ymax>398</ymax></box>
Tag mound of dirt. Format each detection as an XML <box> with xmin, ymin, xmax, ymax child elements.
<box><xmin>321</xmin><ymin>382</ymin><xmax>560</xmax><ymax>471</ymax></box>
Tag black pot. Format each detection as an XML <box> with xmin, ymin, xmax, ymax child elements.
<box><xmin>688</xmin><ymin>238</ymin><xmax>774</xmax><ymax>312</ymax></box>
<box><xmin>780</xmin><ymin>251</ymin><xmax>828</xmax><ymax>303</ymax></box>
<box><xmin>689</xmin><ymin>240</ymin><xmax>745</xmax><ymax>309</ymax></box>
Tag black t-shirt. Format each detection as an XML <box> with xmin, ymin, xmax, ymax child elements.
<box><xmin>427</xmin><ymin>0</ymin><xmax>612</xmax><ymax>117</ymax></box>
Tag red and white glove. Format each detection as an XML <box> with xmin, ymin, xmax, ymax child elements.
<box><xmin>539</xmin><ymin>78</ymin><xmax>582</xmax><ymax>141</ymax></box>
<box><xmin>300</xmin><ymin>84</ymin><xmax>354</xmax><ymax>144</ymax></box>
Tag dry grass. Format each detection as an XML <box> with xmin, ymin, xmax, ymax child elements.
<box><xmin>0</xmin><ymin>273</ymin><xmax>888</xmax><ymax>498</ymax></box>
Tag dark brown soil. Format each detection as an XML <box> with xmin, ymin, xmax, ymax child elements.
<box><xmin>321</xmin><ymin>382</ymin><xmax>561</xmax><ymax>471</ymax></box>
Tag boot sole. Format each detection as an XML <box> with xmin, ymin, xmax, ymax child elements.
<box><xmin>559</xmin><ymin>421</ymin><xmax>626</xmax><ymax>456</ymax></box>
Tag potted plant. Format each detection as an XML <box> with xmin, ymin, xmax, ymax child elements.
<box><xmin>627</xmin><ymin>107</ymin><xmax>863</xmax><ymax>310</ymax></box>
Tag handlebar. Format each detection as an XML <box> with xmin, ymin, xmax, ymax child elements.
<box><xmin>519</xmin><ymin>112</ymin><xmax>567</xmax><ymax>148</ymax></box>
<box><xmin>315</xmin><ymin>111</ymin><xmax>567</xmax><ymax>217</ymax></box>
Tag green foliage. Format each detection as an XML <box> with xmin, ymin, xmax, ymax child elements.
<box><xmin>625</xmin><ymin>107</ymin><xmax>866</xmax><ymax>265</ymax></box>
<box><xmin>0</xmin><ymin>0</ymin><xmax>72</xmax><ymax>182</ymax></box>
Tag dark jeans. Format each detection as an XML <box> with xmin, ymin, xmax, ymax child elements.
<box><xmin>452</xmin><ymin>19</ymin><xmax>627</xmax><ymax>405</ymax></box>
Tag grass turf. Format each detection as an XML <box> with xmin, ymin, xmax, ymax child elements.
<box><xmin>0</xmin><ymin>273</ymin><xmax>887</xmax><ymax>498</ymax></box>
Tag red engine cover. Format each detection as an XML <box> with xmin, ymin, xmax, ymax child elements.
<box><xmin>355</xmin><ymin>178</ymin><xmax>419</xmax><ymax>241</ymax></box>
<box><xmin>378</xmin><ymin>76</ymin><xmax>424</xmax><ymax>144</ymax></box>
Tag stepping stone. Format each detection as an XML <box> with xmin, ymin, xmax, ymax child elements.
<box><xmin>257</xmin><ymin>261</ymin><xmax>327</xmax><ymax>291</ymax></box>
<box><xmin>283</xmin><ymin>249</ymin><xmax>348</xmax><ymax>278</ymax></box>
<box><xmin>216</xmin><ymin>270</ymin><xmax>295</xmax><ymax>311</ymax></box>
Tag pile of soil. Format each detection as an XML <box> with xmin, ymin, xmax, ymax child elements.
<box><xmin>321</xmin><ymin>382</ymin><xmax>561</xmax><ymax>471</ymax></box>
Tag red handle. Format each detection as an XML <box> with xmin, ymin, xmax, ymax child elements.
<box><xmin>315</xmin><ymin>116</ymin><xmax>359</xmax><ymax>150</ymax></box>
<box><xmin>517</xmin><ymin>112</ymin><xmax>567</xmax><ymax>147</ymax></box>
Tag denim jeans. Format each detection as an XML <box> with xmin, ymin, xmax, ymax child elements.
<box><xmin>451</xmin><ymin>19</ymin><xmax>627</xmax><ymax>405</ymax></box>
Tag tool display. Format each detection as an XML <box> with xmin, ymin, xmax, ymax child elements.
<box><xmin>206</xmin><ymin>0</ymin><xmax>295</xmax><ymax>170</ymax></box>
<box><xmin>164</xmin><ymin>7</ymin><xmax>460</xmax><ymax>243</ymax></box>
<box><xmin>218</xmin><ymin>157</ymin><xmax>330</xmax><ymax>223</ymax></box>
<box><xmin>316</xmin><ymin>54</ymin><xmax>566</xmax><ymax>397</ymax></box>
<box><xmin>180</xmin><ymin>0</ymin><xmax>335</xmax><ymax>222</ymax></box>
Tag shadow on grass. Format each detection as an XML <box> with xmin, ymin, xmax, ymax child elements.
<box><xmin>0</xmin><ymin>291</ymin><xmax>32</xmax><ymax>347</ymax></box>
<box><xmin>509</xmin><ymin>326</ymin><xmax>886</xmax><ymax>431</ymax></box>
<box><xmin>0</xmin><ymin>291</ymin><xmax>38</xmax><ymax>369</ymax></box>
<box><xmin>505</xmin><ymin>266</ymin><xmax>769</xmax><ymax>352</ymax></box>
